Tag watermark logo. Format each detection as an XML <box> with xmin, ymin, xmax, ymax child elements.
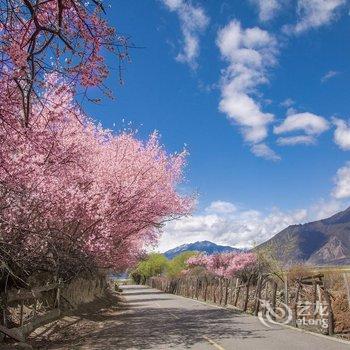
<box><xmin>258</xmin><ymin>300</ymin><xmax>329</xmax><ymax>329</ymax></box>
<box><xmin>258</xmin><ymin>300</ymin><xmax>292</xmax><ymax>328</ymax></box>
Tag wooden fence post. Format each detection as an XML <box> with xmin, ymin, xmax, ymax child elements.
<box><xmin>209</xmin><ymin>279</ymin><xmax>213</xmax><ymax>302</ymax></box>
<box><xmin>261</xmin><ymin>280</ymin><xmax>269</xmax><ymax>316</ymax></box>
<box><xmin>243</xmin><ymin>276</ymin><xmax>252</xmax><ymax>311</ymax></box>
<box><xmin>2</xmin><ymin>273</ymin><xmax>9</xmax><ymax>333</ymax></box>
<box><xmin>55</xmin><ymin>279</ymin><xmax>61</xmax><ymax>309</ymax></box>
<box><xmin>292</xmin><ymin>281</ymin><xmax>301</xmax><ymax>327</ymax></box>
<box><xmin>224</xmin><ymin>279</ymin><xmax>229</xmax><ymax>306</ymax></box>
<box><xmin>271</xmin><ymin>281</ymin><xmax>277</xmax><ymax>320</ymax></box>
<box><xmin>204</xmin><ymin>277</ymin><xmax>208</xmax><ymax>301</ymax></box>
<box><xmin>312</xmin><ymin>279</ymin><xmax>317</xmax><ymax>320</ymax></box>
<box><xmin>219</xmin><ymin>278</ymin><xmax>224</xmax><ymax>305</ymax></box>
<box><xmin>284</xmin><ymin>273</ymin><xmax>289</xmax><ymax>305</ymax></box>
<box><xmin>254</xmin><ymin>275</ymin><xmax>263</xmax><ymax>316</ymax></box>
<box><xmin>2</xmin><ymin>295</ymin><xmax>8</xmax><ymax>338</ymax></box>
<box><xmin>213</xmin><ymin>279</ymin><xmax>217</xmax><ymax>304</ymax></box>
<box><xmin>234</xmin><ymin>278</ymin><xmax>241</xmax><ymax>307</ymax></box>
<box><xmin>228</xmin><ymin>278</ymin><xmax>234</xmax><ymax>304</ymax></box>
<box><xmin>343</xmin><ymin>273</ymin><xmax>350</xmax><ymax>311</ymax></box>
<box><xmin>322</xmin><ymin>279</ymin><xmax>334</xmax><ymax>336</ymax></box>
<box><xmin>195</xmin><ymin>278</ymin><xmax>200</xmax><ymax>300</ymax></box>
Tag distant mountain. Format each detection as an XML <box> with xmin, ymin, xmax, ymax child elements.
<box><xmin>258</xmin><ymin>206</ymin><xmax>350</xmax><ymax>265</ymax></box>
<box><xmin>164</xmin><ymin>240</ymin><xmax>240</xmax><ymax>259</ymax></box>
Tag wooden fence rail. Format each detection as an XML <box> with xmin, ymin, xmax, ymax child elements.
<box><xmin>0</xmin><ymin>281</ymin><xmax>62</xmax><ymax>342</ymax></box>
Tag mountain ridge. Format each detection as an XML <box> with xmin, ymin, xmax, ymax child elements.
<box><xmin>164</xmin><ymin>240</ymin><xmax>240</xmax><ymax>259</ymax></box>
<box><xmin>258</xmin><ymin>206</ymin><xmax>350</xmax><ymax>265</ymax></box>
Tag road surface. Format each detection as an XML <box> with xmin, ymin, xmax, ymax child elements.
<box><xmin>111</xmin><ymin>285</ymin><xmax>349</xmax><ymax>350</ymax></box>
<box><xmin>40</xmin><ymin>285</ymin><xmax>349</xmax><ymax>349</ymax></box>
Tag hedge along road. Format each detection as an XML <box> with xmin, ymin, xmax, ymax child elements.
<box><xmin>98</xmin><ymin>285</ymin><xmax>348</xmax><ymax>350</ymax></box>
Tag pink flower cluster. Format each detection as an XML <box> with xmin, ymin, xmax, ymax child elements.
<box><xmin>0</xmin><ymin>74</ymin><xmax>193</xmax><ymax>272</ymax></box>
<box><xmin>0</xmin><ymin>0</ymin><xmax>124</xmax><ymax>90</ymax></box>
<box><xmin>187</xmin><ymin>252</ymin><xmax>257</xmax><ymax>278</ymax></box>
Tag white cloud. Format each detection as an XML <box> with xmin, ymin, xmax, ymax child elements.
<box><xmin>217</xmin><ymin>20</ymin><xmax>279</xmax><ymax>159</ymax></box>
<box><xmin>251</xmin><ymin>143</ymin><xmax>281</xmax><ymax>161</ymax></box>
<box><xmin>274</xmin><ymin>112</ymin><xmax>329</xmax><ymax>135</ymax></box>
<box><xmin>161</xmin><ymin>0</ymin><xmax>209</xmax><ymax>68</ymax></box>
<box><xmin>162</xmin><ymin>0</ymin><xmax>182</xmax><ymax>10</ymax></box>
<box><xmin>158</xmin><ymin>197</ymin><xmax>350</xmax><ymax>252</ymax></box>
<box><xmin>285</xmin><ymin>0</ymin><xmax>346</xmax><ymax>34</ymax></box>
<box><xmin>332</xmin><ymin>162</ymin><xmax>350</xmax><ymax>199</ymax></box>
<box><xmin>333</xmin><ymin>118</ymin><xmax>350</xmax><ymax>150</ymax></box>
<box><xmin>286</xmin><ymin>107</ymin><xmax>298</xmax><ymax>116</ymax></box>
<box><xmin>309</xmin><ymin>198</ymin><xmax>347</xmax><ymax>220</ymax></box>
<box><xmin>157</xmin><ymin>201</ymin><xmax>308</xmax><ymax>251</ymax></box>
<box><xmin>280</xmin><ymin>98</ymin><xmax>295</xmax><ymax>108</ymax></box>
<box><xmin>206</xmin><ymin>201</ymin><xmax>237</xmax><ymax>214</ymax></box>
<box><xmin>250</xmin><ymin>0</ymin><xmax>282</xmax><ymax>22</ymax></box>
<box><xmin>277</xmin><ymin>135</ymin><xmax>316</xmax><ymax>146</ymax></box>
<box><xmin>321</xmin><ymin>70</ymin><xmax>340</xmax><ymax>83</ymax></box>
<box><xmin>157</xmin><ymin>162</ymin><xmax>350</xmax><ymax>252</ymax></box>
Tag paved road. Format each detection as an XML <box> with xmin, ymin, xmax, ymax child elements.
<box><xmin>112</xmin><ymin>285</ymin><xmax>349</xmax><ymax>350</ymax></box>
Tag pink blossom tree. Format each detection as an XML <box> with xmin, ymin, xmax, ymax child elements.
<box><xmin>0</xmin><ymin>1</ymin><xmax>193</xmax><ymax>285</ymax></box>
<box><xmin>187</xmin><ymin>252</ymin><xmax>257</xmax><ymax>279</ymax></box>
<box><xmin>0</xmin><ymin>75</ymin><xmax>193</xmax><ymax>281</ymax></box>
<box><xmin>0</xmin><ymin>0</ymin><xmax>129</xmax><ymax>127</ymax></box>
<box><xmin>186</xmin><ymin>252</ymin><xmax>257</xmax><ymax>305</ymax></box>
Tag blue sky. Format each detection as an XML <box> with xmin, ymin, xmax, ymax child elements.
<box><xmin>88</xmin><ymin>1</ymin><xmax>350</xmax><ymax>251</ymax></box>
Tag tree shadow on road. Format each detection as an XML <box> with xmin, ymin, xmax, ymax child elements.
<box><xmin>31</xmin><ymin>286</ymin><xmax>281</xmax><ymax>349</ymax></box>
<box><xmin>126</xmin><ymin>297</ymin><xmax>174</xmax><ymax>304</ymax></box>
<box><xmin>119</xmin><ymin>290</ymin><xmax>163</xmax><ymax>296</ymax></box>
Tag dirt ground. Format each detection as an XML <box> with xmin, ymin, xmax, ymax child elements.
<box><xmin>26</xmin><ymin>292</ymin><xmax>126</xmax><ymax>349</ymax></box>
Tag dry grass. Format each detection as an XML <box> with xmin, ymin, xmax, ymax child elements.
<box><xmin>287</xmin><ymin>264</ymin><xmax>311</xmax><ymax>282</ymax></box>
